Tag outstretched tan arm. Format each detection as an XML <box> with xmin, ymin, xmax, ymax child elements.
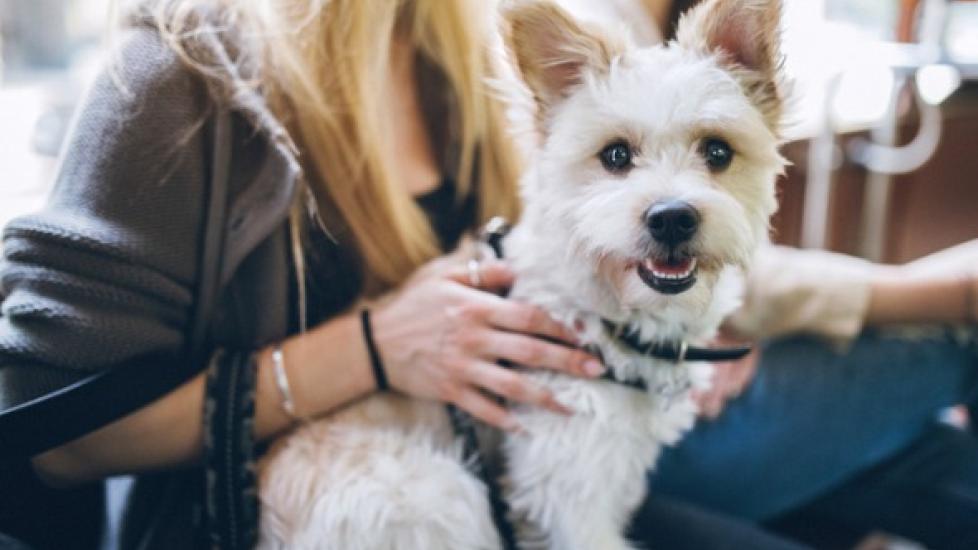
<box><xmin>728</xmin><ymin>241</ymin><xmax>978</xmax><ymax>343</ymax></box>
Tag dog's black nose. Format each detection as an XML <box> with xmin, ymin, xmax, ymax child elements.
<box><xmin>645</xmin><ymin>200</ymin><xmax>700</xmax><ymax>246</ymax></box>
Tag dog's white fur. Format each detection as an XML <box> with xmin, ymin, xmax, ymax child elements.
<box><xmin>258</xmin><ymin>1</ymin><xmax>786</xmax><ymax>548</ymax></box>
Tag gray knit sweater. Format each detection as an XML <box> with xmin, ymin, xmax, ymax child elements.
<box><xmin>0</xmin><ymin>25</ymin><xmax>299</xmax><ymax>422</ymax></box>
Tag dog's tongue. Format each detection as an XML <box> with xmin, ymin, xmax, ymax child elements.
<box><xmin>643</xmin><ymin>257</ymin><xmax>694</xmax><ymax>275</ymax></box>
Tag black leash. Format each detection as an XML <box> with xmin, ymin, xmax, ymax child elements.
<box><xmin>444</xmin><ymin>404</ymin><xmax>518</xmax><ymax>549</ymax></box>
<box><xmin>444</xmin><ymin>217</ymin><xmax>519</xmax><ymax>550</ymax></box>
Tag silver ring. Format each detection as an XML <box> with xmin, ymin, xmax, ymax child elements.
<box><xmin>467</xmin><ymin>259</ymin><xmax>482</xmax><ymax>288</ymax></box>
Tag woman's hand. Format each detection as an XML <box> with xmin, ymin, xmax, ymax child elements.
<box><xmin>693</xmin><ymin>334</ymin><xmax>759</xmax><ymax>419</ymax></box>
<box><xmin>369</xmin><ymin>257</ymin><xmax>605</xmax><ymax>431</ymax></box>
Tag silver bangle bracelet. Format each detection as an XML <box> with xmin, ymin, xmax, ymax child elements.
<box><xmin>271</xmin><ymin>344</ymin><xmax>300</xmax><ymax>420</ymax></box>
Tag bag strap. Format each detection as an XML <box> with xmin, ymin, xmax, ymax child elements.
<box><xmin>0</xmin><ymin>108</ymin><xmax>232</xmax><ymax>459</ymax></box>
<box><xmin>190</xmin><ymin>107</ymin><xmax>231</xmax><ymax>365</ymax></box>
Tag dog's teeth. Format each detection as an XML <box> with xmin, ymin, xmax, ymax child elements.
<box><xmin>649</xmin><ymin>259</ymin><xmax>698</xmax><ymax>281</ymax></box>
<box><xmin>652</xmin><ymin>269</ymin><xmax>695</xmax><ymax>280</ymax></box>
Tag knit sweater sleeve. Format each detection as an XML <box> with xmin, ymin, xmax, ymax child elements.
<box><xmin>0</xmin><ymin>26</ymin><xmax>211</xmax><ymax>404</ymax></box>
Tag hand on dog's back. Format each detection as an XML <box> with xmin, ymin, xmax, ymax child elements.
<box><xmin>367</xmin><ymin>256</ymin><xmax>605</xmax><ymax>431</ymax></box>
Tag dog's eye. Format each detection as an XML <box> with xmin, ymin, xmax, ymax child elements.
<box><xmin>599</xmin><ymin>141</ymin><xmax>633</xmax><ymax>173</ymax></box>
<box><xmin>701</xmin><ymin>138</ymin><xmax>734</xmax><ymax>172</ymax></box>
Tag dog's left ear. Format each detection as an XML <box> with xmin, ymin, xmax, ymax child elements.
<box><xmin>676</xmin><ymin>0</ymin><xmax>784</xmax><ymax>129</ymax></box>
<box><xmin>504</xmin><ymin>0</ymin><xmax>627</xmax><ymax>116</ymax></box>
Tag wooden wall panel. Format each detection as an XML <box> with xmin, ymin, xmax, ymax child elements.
<box><xmin>771</xmin><ymin>85</ymin><xmax>978</xmax><ymax>263</ymax></box>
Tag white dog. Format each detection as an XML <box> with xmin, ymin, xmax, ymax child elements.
<box><xmin>258</xmin><ymin>0</ymin><xmax>786</xmax><ymax>548</ymax></box>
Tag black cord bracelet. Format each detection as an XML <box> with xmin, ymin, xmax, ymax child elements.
<box><xmin>360</xmin><ymin>308</ymin><xmax>389</xmax><ymax>392</ymax></box>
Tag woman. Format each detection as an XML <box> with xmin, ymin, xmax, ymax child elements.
<box><xmin>0</xmin><ymin>0</ymin><xmax>605</xmax><ymax>547</ymax></box>
<box><xmin>9</xmin><ymin>0</ymin><xmax>791</xmax><ymax>547</ymax></box>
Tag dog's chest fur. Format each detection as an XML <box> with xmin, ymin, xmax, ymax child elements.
<box><xmin>477</xmin><ymin>215</ymin><xmax>720</xmax><ymax>548</ymax></box>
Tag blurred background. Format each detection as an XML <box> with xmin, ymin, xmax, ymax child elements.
<box><xmin>0</xmin><ymin>2</ymin><xmax>975</xmax><ymax>550</ymax></box>
<box><xmin>764</xmin><ymin>0</ymin><xmax>978</xmax><ymax>264</ymax></box>
<box><xmin>1</xmin><ymin>0</ymin><xmax>976</xmax><ymax>263</ymax></box>
<box><xmin>1</xmin><ymin>0</ymin><xmax>110</xmax><ymax>225</ymax></box>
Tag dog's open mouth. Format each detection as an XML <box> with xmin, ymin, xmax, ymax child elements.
<box><xmin>637</xmin><ymin>256</ymin><xmax>698</xmax><ymax>295</ymax></box>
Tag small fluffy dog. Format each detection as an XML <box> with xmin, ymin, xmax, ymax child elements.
<box><xmin>259</xmin><ymin>0</ymin><xmax>786</xmax><ymax>548</ymax></box>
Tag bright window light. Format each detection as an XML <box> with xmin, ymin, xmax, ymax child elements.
<box><xmin>916</xmin><ymin>64</ymin><xmax>962</xmax><ymax>106</ymax></box>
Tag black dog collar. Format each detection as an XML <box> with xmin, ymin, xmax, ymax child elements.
<box><xmin>599</xmin><ymin>320</ymin><xmax>752</xmax><ymax>363</ymax></box>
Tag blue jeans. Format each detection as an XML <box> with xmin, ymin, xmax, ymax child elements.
<box><xmin>644</xmin><ymin>329</ymin><xmax>978</xmax><ymax>549</ymax></box>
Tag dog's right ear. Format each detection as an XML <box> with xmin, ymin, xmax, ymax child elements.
<box><xmin>676</xmin><ymin>0</ymin><xmax>784</xmax><ymax>129</ymax></box>
<box><xmin>503</xmin><ymin>0</ymin><xmax>626</xmax><ymax>113</ymax></box>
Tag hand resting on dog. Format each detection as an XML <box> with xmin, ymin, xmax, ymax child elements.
<box><xmin>369</xmin><ymin>256</ymin><xmax>602</xmax><ymax>430</ymax></box>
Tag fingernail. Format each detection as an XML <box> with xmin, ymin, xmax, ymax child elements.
<box><xmin>569</xmin><ymin>320</ymin><xmax>586</xmax><ymax>345</ymax></box>
<box><xmin>503</xmin><ymin>416</ymin><xmax>525</xmax><ymax>433</ymax></box>
<box><xmin>544</xmin><ymin>394</ymin><xmax>574</xmax><ymax>416</ymax></box>
<box><xmin>554</xmin><ymin>401</ymin><xmax>574</xmax><ymax>416</ymax></box>
<box><xmin>584</xmin><ymin>359</ymin><xmax>605</xmax><ymax>377</ymax></box>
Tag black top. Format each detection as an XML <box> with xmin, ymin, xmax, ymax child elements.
<box><xmin>416</xmin><ymin>178</ymin><xmax>478</xmax><ymax>252</ymax></box>
<box><xmin>304</xmin><ymin>178</ymin><xmax>477</xmax><ymax>326</ymax></box>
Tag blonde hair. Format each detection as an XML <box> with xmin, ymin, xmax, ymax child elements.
<box><xmin>144</xmin><ymin>0</ymin><xmax>522</xmax><ymax>293</ymax></box>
